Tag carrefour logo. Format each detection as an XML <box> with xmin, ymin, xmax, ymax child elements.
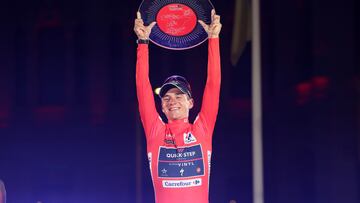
<box><xmin>162</xmin><ymin>178</ymin><xmax>202</xmax><ymax>188</ymax></box>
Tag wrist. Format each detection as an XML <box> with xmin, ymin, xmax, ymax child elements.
<box><xmin>208</xmin><ymin>35</ymin><xmax>219</xmax><ymax>39</ymax></box>
<box><xmin>136</xmin><ymin>38</ymin><xmax>150</xmax><ymax>44</ymax></box>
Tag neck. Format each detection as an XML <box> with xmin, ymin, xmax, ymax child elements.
<box><xmin>168</xmin><ymin>117</ymin><xmax>189</xmax><ymax>124</ymax></box>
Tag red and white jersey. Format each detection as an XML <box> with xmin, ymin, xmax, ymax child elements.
<box><xmin>136</xmin><ymin>38</ymin><xmax>221</xmax><ymax>203</ymax></box>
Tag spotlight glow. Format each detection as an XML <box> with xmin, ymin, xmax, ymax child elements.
<box><xmin>154</xmin><ymin>87</ymin><xmax>161</xmax><ymax>95</ymax></box>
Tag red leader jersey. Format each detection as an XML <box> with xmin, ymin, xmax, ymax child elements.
<box><xmin>136</xmin><ymin>38</ymin><xmax>221</xmax><ymax>203</ymax></box>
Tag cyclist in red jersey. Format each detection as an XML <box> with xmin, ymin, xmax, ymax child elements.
<box><xmin>134</xmin><ymin>9</ymin><xmax>222</xmax><ymax>203</ymax></box>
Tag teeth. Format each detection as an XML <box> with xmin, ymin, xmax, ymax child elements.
<box><xmin>170</xmin><ymin>107</ymin><xmax>179</xmax><ymax>111</ymax></box>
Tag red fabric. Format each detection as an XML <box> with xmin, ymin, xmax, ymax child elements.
<box><xmin>136</xmin><ymin>38</ymin><xmax>221</xmax><ymax>203</ymax></box>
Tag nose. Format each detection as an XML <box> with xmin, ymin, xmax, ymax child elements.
<box><xmin>168</xmin><ymin>97</ymin><xmax>176</xmax><ymax>105</ymax></box>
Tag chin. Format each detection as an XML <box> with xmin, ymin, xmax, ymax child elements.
<box><xmin>169</xmin><ymin>116</ymin><xmax>180</xmax><ymax>120</ymax></box>
<box><xmin>167</xmin><ymin>114</ymin><xmax>180</xmax><ymax>120</ymax></box>
<box><xmin>166</xmin><ymin>112</ymin><xmax>187</xmax><ymax>121</ymax></box>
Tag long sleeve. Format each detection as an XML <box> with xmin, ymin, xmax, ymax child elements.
<box><xmin>198</xmin><ymin>38</ymin><xmax>221</xmax><ymax>137</ymax></box>
<box><xmin>136</xmin><ymin>44</ymin><xmax>159</xmax><ymax>138</ymax></box>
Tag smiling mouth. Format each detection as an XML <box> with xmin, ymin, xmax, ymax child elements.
<box><xmin>169</xmin><ymin>107</ymin><xmax>180</xmax><ymax>111</ymax></box>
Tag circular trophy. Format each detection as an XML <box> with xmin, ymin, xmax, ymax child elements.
<box><xmin>138</xmin><ymin>0</ymin><xmax>214</xmax><ymax>50</ymax></box>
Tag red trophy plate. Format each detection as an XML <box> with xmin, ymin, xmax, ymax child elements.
<box><xmin>138</xmin><ymin>0</ymin><xmax>214</xmax><ymax>50</ymax></box>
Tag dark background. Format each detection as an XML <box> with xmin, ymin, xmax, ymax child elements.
<box><xmin>0</xmin><ymin>0</ymin><xmax>359</xmax><ymax>202</ymax></box>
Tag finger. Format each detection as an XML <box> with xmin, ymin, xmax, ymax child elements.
<box><xmin>135</xmin><ymin>27</ymin><xmax>145</xmax><ymax>34</ymax></box>
<box><xmin>135</xmin><ymin>18</ymin><xmax>143</xmax><ymax>24</ymax></box>
<box><xmin>135</xmin><ymin>22</ymin><xmax>144</xmax><ymax>29</ymax></box>
<box><xmin>148</xmin><ymin>21</ymin><xmax>157</xmax><ymax>30</ymax></box>
<box><xmin>135</xmin><ymin>26</ymin><xmax>146</xmax><ymax>31</ymax></box>
<box><xmin>213</xmin><ymin>24</ymin><xmax>222</xmax><ymax>31</ymax></box>
<box><xmin>211</xmin><ymin>9</ymin><xmax>216</xmax><ymax>21</ymax></box>
<box><xmin>213</xmin><ymin>15</ymin><xmax>220</xmax><ymax>24</ymax></box>
<box><xmin>198</xmin><ymin>20</ymin><xmax>208</xmax><ymax>31</ymax></box>
<box><xmin>134</xmin><ymin>21</ymin><xmax>145</xmax><ymax>29</ymax></box>
<box><xmin>137</xmin><ymin>11</ymin><xmax>142</xmax><ymax>19</ymax></box>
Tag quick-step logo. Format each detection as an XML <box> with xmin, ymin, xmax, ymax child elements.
<box><xmin>158</xmin><ymin>144</ymin><xmax>204</xmax><ymax>179</ymax></box>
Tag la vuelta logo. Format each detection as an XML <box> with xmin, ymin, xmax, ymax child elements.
<box><xmin>184</xmin><ymin>132</ymin><xmax>197</xmax><ymax>144</ymax></box>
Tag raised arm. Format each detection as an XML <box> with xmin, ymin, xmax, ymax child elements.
<box><xmin>198</xmin><ymin>10</ymin><xmax>222</xmax><ymax>135</ymax></box>
<box><xmin>134</xmin><ymin>12</ymin><xmax>158</xmax><ymax>137</ymax></box>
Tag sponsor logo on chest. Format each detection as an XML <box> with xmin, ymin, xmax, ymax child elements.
<box><xmin>162</xmin><ymin>178</ymin><xmax>202</xmax><ymax>188</ymax></box>
<box><xmin>183</xmin><ymin>132</ymin><xmax>197</xmax><ymax>144</ymax></box>
<box><xmin>158</xmin><ymin>144</ymin><xmax>205</xmax><ymax>179</ymax></box>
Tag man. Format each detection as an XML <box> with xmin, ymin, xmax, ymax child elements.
<box><xmin>0</xmin><ymin>180</ymin><xmax>6</xmax><ymax>203</ymax></box>
<box><xmin>134</xmin><ymin>9</ymin><xmax>221</xmax><ymax>203</ymax></box>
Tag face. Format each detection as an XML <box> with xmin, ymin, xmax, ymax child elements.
<box><xmin>161</xmin><ymin>88</ymin><xmax>194</xmax><ymax>121</ymax></box>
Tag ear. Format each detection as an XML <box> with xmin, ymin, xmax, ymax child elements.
<box><xmin>161</xmin><ymin>101</ymin><xmax>167</xmax><ymax>113</ymax></box>
<box><xmin>188</xmin><ymin>98</ymin><xmax>194</xmax><ymax>109</ymax></box>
